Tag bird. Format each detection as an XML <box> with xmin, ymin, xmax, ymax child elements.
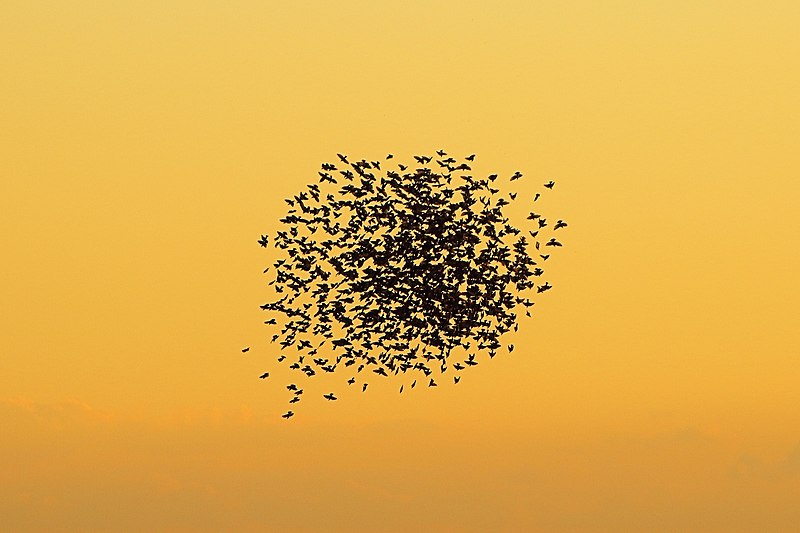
<box><xmin>259</xmin><ymin>372</ymin><xmax>269</xmax><ymax>379</ymax></box>
<box><xmin>258</xmin><ymin>235</ymin><xmax>269</xmax><ymax>247</ymax></box>
<box><xmin>241</xmin><ymin>347</ymin><xmax>250</xmax><ymax>353</ymax></box>
<box><xmin>257</xmin><ymin>151</ymin><xmax>567</xmax><ymax>414</ymax></box>
<box><xmin>544</xmin><ymin>180</ymin><xmax>555</xmax><ymax>189</ymax></box>
<box><xmin>537</xmin><ymin>282</ymin><xmax>552</xmax><ymax>293</ymax></box>
<box><xmin>282</xmin><ymin>411</ymin><xmax>294</xmax><ymax>419</ymax></box>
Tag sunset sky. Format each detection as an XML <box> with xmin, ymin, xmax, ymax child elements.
<box><xmin>2</xmin><ymin>1</ymin><xmax>800</xmax><ymax>531</ymax></box>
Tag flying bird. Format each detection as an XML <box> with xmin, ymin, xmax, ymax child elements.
<box><xmin>537</xmin><ymin>282</ymin><xmax>552</xmax><ymax>293</ymax></box>
<box><xmin>255</xmin><ymin>151</ymin><xmax>567</xmax><ymax>414</ymax></box>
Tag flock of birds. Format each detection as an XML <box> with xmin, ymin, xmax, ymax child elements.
<box><xmin>245</xmin><ymin>151</ymin><xmax>567</xmax><ymax>419</ymax></box>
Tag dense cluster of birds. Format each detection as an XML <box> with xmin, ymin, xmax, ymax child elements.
<box><xmin>246</xmin><ymin>151</ymin><xmax>567</xmax><ymax>419</ymax></box>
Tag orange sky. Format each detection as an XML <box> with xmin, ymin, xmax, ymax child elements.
<box><xmin>2</xmin><ymin>1</ymin><xmax>800</xmax><ymax>532</ymax></box>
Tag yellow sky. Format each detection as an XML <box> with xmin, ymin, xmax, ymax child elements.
<box><xmin>2</xmin><ymin>1</ymin><xmax>799</xmax><ymax>531</ymax></box>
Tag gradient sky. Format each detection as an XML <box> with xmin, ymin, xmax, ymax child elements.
<box><xmin>2</xmin><ymin>1</ymin><xmax>800</xmax><ymax>532</ymax></box>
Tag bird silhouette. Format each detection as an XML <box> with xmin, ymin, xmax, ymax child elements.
<box><xmin>242</xmin><ymin>347</ymin><xmax>250</xmax><ymax>353</ymax></box>
<box><xmin>282</xmin><ymin>411</ymin><xmax>294</xmax><ymax>419</ymax></box>
<box><xmin>256</xmin><ymin>151</ymin><xmax>567</xmax><ymax>417</ymax></box>
<box><xmin>259</xmin><ymin>372</ymin><xmax>269</xmax><ymax>379</ymax></box>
